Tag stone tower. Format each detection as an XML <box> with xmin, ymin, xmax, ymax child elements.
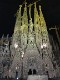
<box><xmin>9</xmin><ymin>2</ymin><xmax>60</xmax><ymax>79</ymax></box>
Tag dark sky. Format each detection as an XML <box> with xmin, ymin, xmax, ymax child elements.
<box><xmin>0</xmin><ymin>0</ymin><xmax>60</xmax><ymax>38</ymax></box>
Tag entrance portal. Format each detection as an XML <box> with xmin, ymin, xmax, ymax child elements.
<box><xmin>28</xmin><ymin>69</ymin><xmax>32</xmax><ymax>75</ymax></box>
<box><xmin>28</xmin><ymin>69</ymin><xmax>37</xmax><ymax>75</ymax></box>
<box><xmin>33</xmin><ymin>69</ymin><xmax>36</xmax><ymax>75</ymax></box>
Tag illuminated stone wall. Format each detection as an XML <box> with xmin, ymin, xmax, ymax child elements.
<box><xmin>11</xmin><ymin>2</ymin><xmax>60</xmax><ymax>79</ymax></box>
<box><xmin>0</xmin><ymin>2</ymin><xmax>60</xmax><ymax>79</ymax></box>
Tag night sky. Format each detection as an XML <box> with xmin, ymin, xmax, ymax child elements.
<box><xmin>0</xmin><ymin>0</ymin><xmax>60</xmax><ymax>38</ymax></box>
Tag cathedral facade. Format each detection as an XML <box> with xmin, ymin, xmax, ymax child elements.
<box><xmin>0</xmin><ymin>2</ymin><xmax>60</xmax><ymax>79</ymax></box>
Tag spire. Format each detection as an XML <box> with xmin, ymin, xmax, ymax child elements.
<box><xmin>39</xmin><ymin>5</ymin><xmax>47</xmax><ymax>32</ymax></box>
<box><xmin>21</xmin><ymin>2</ymin><xmax>28</xmax><ymax>34</ymax></box>
<box><xmin>34</xmin><ymin>2</ymin><xmax>39</xmax><ymax>26</ymax></box>
<box><xmin>28</xmin><ymin>3</ymin><xmax>33</xmax><ymax>33</ymax></box>
<box><xmin>22</xmin><ymin>2</ymin><xmax>28</xmax><ymax>26</ymax></box>
<box><xmin>39</xmin><ymin>5</ymin><xmax>52</xmax><ymax>55</ymax></box>
<box><xmin>14</xmin><ymin>5</ymin><xmax>22</xmax><ymax>32</ymax></box>
<box><xmin>13</xmin><ymin>5</ymin><xmax>22</xmax><ymax>47</ymax></box>
<box><xmin>34</xmin><ymin>2</ymin><xmax>40</xmax><ymax>35</ymax></box>
<box><xmin>39</xmin><ymin>5</ymin><xmax>49</xmax><ymax>39</ymax></box>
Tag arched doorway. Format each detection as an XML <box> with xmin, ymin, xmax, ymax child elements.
<box><xmin>28</xmin><ymin>69</ymin><xmax>32</xmax><ymax>75</ymax></box>
<box><xmin>28</xmin><ymin>69</ymin><xmax>37</xmax><ymax>75</ymax></box>
<box><xmin>33</xmin><ymin>69</ymin><xmax>36</xmax><ymax>75</ymax></box>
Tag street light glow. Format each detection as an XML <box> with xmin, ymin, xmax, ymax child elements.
<box><xmin>21</xmin><ymin>51</ymin><xmax>24</xmax><ymax>58</ymax></box>
<box><xmin>41</xmin><ymin>43</ymin><xmax>47</xmax><ymax>49</ymax></box>
<box><xmin>43</xmin><ymin>43</ymin><xmax>47</xmax><ymax>47</ymax></box>
<box><xmin>41</xmin><ymin>45</ymin><xmax>43</xmax><ymax>49</ymax></box>
<box><xmin>17</xmin><ymin>77</ymin><xmax>19</xmax><ymax>80</ymax></box>
<box><xmin>14</xmin><ymin>43</ymin><xmax>18</xmax><ymax>49</ymax></box>
<box><xmin>21</xmin><ymin>54</ymin><xmax>23</xmax><ymax>58</ymax></box>
<box><xmin>16</xmin><ymin>67</ymin><xmax>18</xmax><ymax>70</ymax></box>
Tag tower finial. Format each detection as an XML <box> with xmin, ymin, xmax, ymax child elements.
<box><xmin>25</xmin><ymin>2</ymin><xmax>27</xmax><ymax>13</ymax></box>
<box><xmin>25</xmin><ymin>0</ymin><xmax>27</xmax><ymax>6</ymax></box>
<box><xmin>19</xmin><ymin>5</ymin><xmax>22</xmax><ymax>8</ymax></box>
<box><xmin>39</xmin><ymin>5</ymin><xmax>41</xmax><ymax>12</ymax></box>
